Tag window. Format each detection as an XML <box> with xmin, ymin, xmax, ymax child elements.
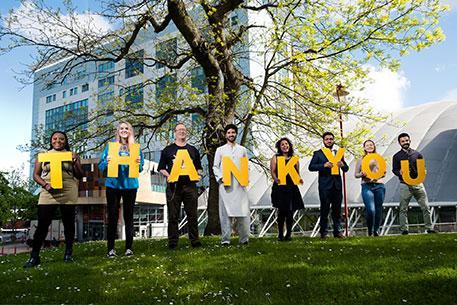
<box><xmin>98</xmin><ymin>76</ymin><xmax>115</xmax><ymax>88</ymax></box>
<box><xmin>74</xmin><ymin>69</ymin><xmax>86</xmax><ymax>80</ymax></box>
<box><xmin>69</xmin><ymin>87</ymin><xmax>78</xmax><ymax>96</ymax></box>
<box><xmin>45</xmin><ymin>94</ymin><xmax>56</xmax><ymax>103</ymax></box>
<box><xmin>45</xmin><ymin>99</ymin><xmax>88</xmax><ymax>132</ymax></box>
<box><xmin>82</xmin><ymin>83</ymin><xmax>89</xmax><ymax>92</ymax></box>
<box><xmin>230</xmin><ymin>15</ymin><xmax>239</xmax><ymax>26</ymax></box>
<box><xmin>191</xmin><ymin>67</ymin><xmax>206</xmax><ymax>93</ymax></box>
<box><xmin>62</xmin><ymin>91</ymin><xmax>66</xmax><ymax>98</ymax></box>
<box><xmin>155</xmin><ymin>38</ymin><xmax>177</xmax><ymax>69</ymax></box>
<box><xmin>124</xmin><ymin>83</ymin><xmax>143</xmax><ymax>108</ymax></box>
<box><xmin>125</xmin><ymin>50</ymin><xmax>144</xmax><ymax>79</ymax></box>
<box><xmin>156</xmin><ymin>74</ymin><xmax>177</xmax><ymax>101</ymax></box>
<box><xmin>97</xmin><ymin>91</ymin><xmax>114</xmax><ymax>115</ymax></box>
<box><xmin>97</xmin><ymin>61</ymin><xmax>114</xmax><ymax>73</ymax></box>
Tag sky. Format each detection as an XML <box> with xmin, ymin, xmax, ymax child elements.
<box><xmin>0</xmin><ymin>0</ymin><xmax>456</xmax><ymax>177</ymax></box>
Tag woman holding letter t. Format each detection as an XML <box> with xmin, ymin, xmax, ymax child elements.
<box><xmin>24</xmin><ymin>131</ymin><xmax>83</xmax><ymax>268</ymax></box>
<box><xmin>98</xmin><ymin>121</ymin><xmax>144</xmax><ymax>257</ymax></box>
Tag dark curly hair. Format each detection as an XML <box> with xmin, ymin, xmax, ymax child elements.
<box><xmin>275</xmin><ymin>137</ymin><xmax>294</xmax><ymax>157</ymax></box>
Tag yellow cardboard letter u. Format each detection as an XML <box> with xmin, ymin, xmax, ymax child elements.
<box><xmin>401</xmin><ymin>159</ymin><xmax>426</xmax><ymax>185</ymax></box>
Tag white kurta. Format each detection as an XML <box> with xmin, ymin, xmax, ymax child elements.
<box><xmin>213</xmin><ymin>143</ymin><xmax>250</xmax><ymax>217</ymax></box>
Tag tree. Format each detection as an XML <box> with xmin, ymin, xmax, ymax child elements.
<box><xmin>0</xmin><ymin>0</ymin><xmax>446</xmax><ymax>234</ymax></box>
<box><xmin>0</xmin><ymin>170</ymin><xmax>38</xmax><ymax>228</ymax></box>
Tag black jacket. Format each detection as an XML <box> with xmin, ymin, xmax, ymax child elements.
<box><xmin>308</xmin><ymin>149</ymin><xmax>349</xmax><ymax>190</ymax></box>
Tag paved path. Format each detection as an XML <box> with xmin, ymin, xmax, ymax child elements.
<box><xmin>0</xmin><ymin>243</ymin><xmax>31</xmax><ymax>255</ymax></box>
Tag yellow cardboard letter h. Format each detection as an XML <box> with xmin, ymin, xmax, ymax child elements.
<box><xmin>107</xmin><ymin>142</ymin><xmax>140</xmax><ymax>178</ymax></box>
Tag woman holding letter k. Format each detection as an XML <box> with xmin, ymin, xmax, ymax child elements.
<box><xmin>98</xmin><ymin>121</ymin><xmax>144</xmax><ymax>258</ymax></box>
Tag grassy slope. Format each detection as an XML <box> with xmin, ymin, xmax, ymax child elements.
<box><xmin>1</xmin><ymin>234</ymin><xmax>457</xmax><ymax>305</ymax></box>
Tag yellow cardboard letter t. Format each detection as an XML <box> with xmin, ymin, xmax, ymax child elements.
<box><xmin>38</xmin><ymin>152</ymin><xmax>73</xmax><ymax>189</ymax></box>
<box><xmin>107</xmin><ymin>142</ymin><xmax>140</xmax><ymax>178</ymax></box>
<box><xmin>222</xmin><ymin>156</ymin><xmax>249</xmax><ymax>186</ymax></box>
<box><xmin>168</xmin><ymin>149</ymin><xmax>200</xmax><ymax>182</ymax></box>
<box><xmin>361</xmin><ymin>153</ymin><xmax>387</xmax><ymax>180</ymax></box>
<box><xmin>401</xmin><ymin>159</ymin><xmax>426</xmax><ymax>185</ymax></box>
<box><xmin>277</xmin><ymin>156</ymin><xmax>301</xmax><ymax>185</ymax></box>
<box><xmin>321</xmin><ymin>148</ymin><xmax>346</xmax><ymax>175</ymax></box>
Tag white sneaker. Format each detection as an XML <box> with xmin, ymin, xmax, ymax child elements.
<box><xmin>107</xmin><ymin>249</ymin><xmax>116</xmax><ymax>258</ymax></box>
<box><xmin>125</xmin><ymin>249</ymin><xmax>133</xmax><ymax>256</ymax></box>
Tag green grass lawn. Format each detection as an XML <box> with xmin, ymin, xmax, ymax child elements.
<box><xmin>1</xmin><ymin>234</ymin><xmax>457</xmax><ymax>305</ymax></box>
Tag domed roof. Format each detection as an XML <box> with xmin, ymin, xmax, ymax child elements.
<box><xmin>251</xmin><ymin>101</ymin><xmax>457</xmax><ymax>207</ymax></box>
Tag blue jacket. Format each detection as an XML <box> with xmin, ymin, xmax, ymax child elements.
<box><xmin>98</xmin><ymin>143</ymin><xmax>144</xmax><ymax>189</ymax></box>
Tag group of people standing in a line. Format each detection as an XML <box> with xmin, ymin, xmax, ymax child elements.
<box><xmin>24</xmin><ymin>121</ymin><xmax>436</xmax><ymax>268</ymax></box>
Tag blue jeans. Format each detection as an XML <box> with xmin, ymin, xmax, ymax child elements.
<box><xmin>361</xmin><ymin>183</ymin><xmax>385</xmax><ymax>235</ymax></box>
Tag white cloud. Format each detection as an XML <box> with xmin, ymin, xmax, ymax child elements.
<box><xmin>7</xmin><ymin>1</ymin><xmax>112</xmax><ymax>46</ymax></box>
<box><xmin>440</xmin><ymin>88</ymin><xmax>457</xmax><ymax>101</ymax></box>
<box><xmin>353</xmin><ymin>65</ymin><xmax>410</xmax><ymax>113</ymax></box>
<box><xmin>441</xmin><ymin>0</ymin><xmax>457</xmax><ymax>10</ymax></box>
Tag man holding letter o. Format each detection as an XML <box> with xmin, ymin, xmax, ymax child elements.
<box><xmin>158</xmin><ymin>122</ymin><xmax>202</xmax><ymax>249</ymax></box>
<box><xmin>392</xmin><ymin>133</ymin><xmax>435</xmax><ymax>235</ymax></box>
<box><xmin>308</xmin><ymin>132</ymin><xmax>349</xmax><ymax>239</ymax></box>
<box><xmin>213</xmin><ymin>124</ymin><xmax>250</xmax><ymax>245</ymax></box>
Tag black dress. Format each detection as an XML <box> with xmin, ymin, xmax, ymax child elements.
<box><xmin>271</xmin><ymin>156</ymin><xmax>305</xmax><ymax>211</ymax></box>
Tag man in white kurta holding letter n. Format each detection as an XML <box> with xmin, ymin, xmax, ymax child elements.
<box><xmin>213</xmin><ymin>124</ymin><xmax>250</xmax><ymax>245</ymax></box>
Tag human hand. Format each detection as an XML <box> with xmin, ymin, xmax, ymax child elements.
<box><xmin>72</xmin><ymin>152</ymin><xmax>80</xmax><ymax>163</ymax></box>
<box><xmin>337</xmin><ymin>161</ymin><xmax>344</xmax><ymax>168</ymax></box>
<box><xmin>360</xmin><ymin>171</ymin><xmax>367</xmax><ymax>177</ymax></box>
<box><xmin>324</xmin><ymin>162</ymin><xmax>333</xmax><ymax>168</ymax></box>
<box><xmin>136</xmin><ymin>156</ymin><xmax>141</xmax><ymax>163</ymax></box>
<box><xmin>43</xmin><ymin>183</ymin><xmax>52</xmax><ymax>191</ymax></box>
<box><xmin>107</xmin><ymin>156</ymin><xmax>111</xmax><ymax>163</ymax></box>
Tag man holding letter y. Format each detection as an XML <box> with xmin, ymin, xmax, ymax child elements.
<box><xmin>308</xmin><ymin>132</ymin><xmax>349</xmax><ymax>239</ymax></box>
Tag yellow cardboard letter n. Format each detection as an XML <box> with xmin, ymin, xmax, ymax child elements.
<box><xmin>168</xmin><ymin>149</ymin><xmax>199</xmax><ymax>182</ymax></box>
<box><xmin>107</xmin><ymin>142</ymin><xmax>140</xmax><ymax>178</ymax></box>
<box><xmin>38</xmin><ymin>152</ymin><xmax>73</xmax><ymax>189</ymax></box>
<box><xmin>222</xmin><ymin>156</ymin><xmax>249</xmax><ymax>186</ymax></box>
<box><xmin>277</xmin><ymin>156</ymin><xmax>301</xmax><ymax>185</ymax></box>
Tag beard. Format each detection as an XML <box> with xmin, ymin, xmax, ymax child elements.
<box><xmin>401</xmin><ymin>143</ymin><xmax>410</xmax><ymax>150</ymax></box>
<box><xmin>227</xmin><ymin>136</ymin><xmax>236</xmax><ymax>143</ymax></box>
<box><xmin>324</xmin><ymin>143</ymin><xmax>333</xmax><ymax>149</ymax></box>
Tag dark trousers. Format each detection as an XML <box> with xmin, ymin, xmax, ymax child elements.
<box><xmin>277</xmin><ymin>209</ymin><xmax>294</xmax><ymax>238</ymax></box>
<box><xmin>32</xmin><ymin>204</ymin><xmax>75</xmax><ymax>256</ymax></box>
<box><xmin>106</xmin><ymin>187</ymin><xmax>137</xmax><ymax>251</ymax></box>
<box><xmin>318</xmin><ymin>187</ymin><xmax>342</xmax><ymax>236</ymax></box>
<box><xmin>166</xmin><ymin>183</ymin><xmax>200</xmax><ymax>246</ymax></box>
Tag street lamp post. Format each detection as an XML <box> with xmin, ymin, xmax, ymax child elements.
<box><xmin>334</xmin><ymin>84</ymin><xmax>349</xmax><ymax>237</ymax></box>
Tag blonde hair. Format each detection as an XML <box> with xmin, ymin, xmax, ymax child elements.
<box><xmin>115</xmin><ymin>121</ymin><xmax>135</xmax><ymax>144</ymax></box>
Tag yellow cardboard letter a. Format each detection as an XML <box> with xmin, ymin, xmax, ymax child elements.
<box><xmin>322</xmin><ymin>148</ymin><xmax>346</xmax><ymax>175</ymax></box>
<box><xmin>277</xmin><ymin>156</ymin><xmax>301</xmax><ymax>185</ymax></box>
<box><xmin>401</xmin><ymin>159</ymin><xmax>426</xmax><ymax>186</ymax></box>
<box><xmin>107</xmin><ymin>142</ymin><xmax>140</xmax><ymax>178</ymax></box>
<box><xmin>222</xmin><ymin>156</ymin><xmax>249</xmax><ymax>186</ymax></box>
<box><xmin>168</xmin><ymin>150</ymin><xmax>200</xmax><ymax>182</ymax></box>
<box><xmin>38</xmin><ymin>152</ymin><xmax>73</xmax><ymax>189</ymax></box>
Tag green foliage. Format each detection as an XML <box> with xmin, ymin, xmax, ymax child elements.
<box><xmin>1</xmin><ymin>235</ymin><xmax>457</xmax><ymax>304</ymax></box>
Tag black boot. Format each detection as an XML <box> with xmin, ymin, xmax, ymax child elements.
<box><xmin>63</xmin><ymin>247</ymin><xmax>74</xmax><ymax>263</ymax></box>
<box><xmin>24</xmin><ymin>252</ymin><xmax>41</xmax><ymax>268</ymax></box>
